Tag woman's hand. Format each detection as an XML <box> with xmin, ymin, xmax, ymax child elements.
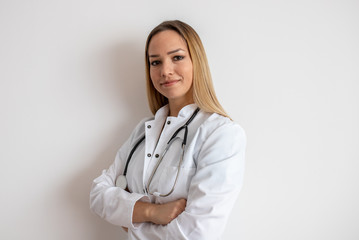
<box><xmin>149</xmin><ymin>199</ymin><xmax>187</xmax><ymax>225</ymax></box>
<box><xmin>133</xmin><ymin>199</ymin><xmax>187</xmax><ymax>225</ymax></box>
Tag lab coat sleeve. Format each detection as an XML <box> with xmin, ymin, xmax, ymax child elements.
<box><xmin>132</xmin><ymin>122</ymin><xmax>246</xmax><ymax>239</ymax></box>
<box><xmin>89</xmin><ymin>119</ymin><xmax>150</xmax><ymax>228</ymax></box>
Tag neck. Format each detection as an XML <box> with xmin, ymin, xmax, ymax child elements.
<box><xmin>168</xmin><ymin>98</ymin><xmax>194</xmax><ymax>117</ymax></box>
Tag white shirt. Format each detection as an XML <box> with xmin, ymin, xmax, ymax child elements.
<box><xmin>90</xmin><ymin>104</ymin><xmax>246</xmax><ymax>240</ymax></box>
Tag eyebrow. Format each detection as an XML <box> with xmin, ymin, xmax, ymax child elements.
<box><xmin>149</xmin><ymin>48</ymin><xmax>185</xmax><ymax>58</ymax></box>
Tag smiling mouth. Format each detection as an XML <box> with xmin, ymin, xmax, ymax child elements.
<box><xmin>160</xmin><ymin>80</ymin><xmax>180</xmax><ymax>87</ymax></box>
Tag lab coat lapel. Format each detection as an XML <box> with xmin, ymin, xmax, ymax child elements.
<box><xmin>143</xmin><ymin>105</ymin><xmax>169</xmax><ymax>188</ymax></box>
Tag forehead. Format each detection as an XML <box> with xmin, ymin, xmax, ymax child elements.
<box><xmin>148</xmin><ymin>30</ymin><xmax>188</xmax><ymax>54</ymax></box>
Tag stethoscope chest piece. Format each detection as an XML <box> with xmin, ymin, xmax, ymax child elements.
<box><xmin>115</xmin><ymin>175</ymin><xmax>127</xmax><ymax>189</ymax></box>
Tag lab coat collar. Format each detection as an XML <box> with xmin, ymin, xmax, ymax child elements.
<box><xmin>177</xmin><ymin>103</ymin><xmax>198</xmax><ymax>118</ymax></box>
<box><xmin>154</xmin><ymin>103</ymin><xmax>198</xmax><ymax>120</ymax></box>
<box><xmin>154</xmin><ymin>105</ymin><xmax>169</xmax><ymax>120</ymax></box>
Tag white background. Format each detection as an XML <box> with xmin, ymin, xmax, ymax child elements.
<box><xmin>1</xmin><ymin>0</ymin><xmax>358</xmax><ymax>239</ymax></box>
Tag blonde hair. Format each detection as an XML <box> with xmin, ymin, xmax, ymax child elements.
<box><xmin>145</xmin><ymin>20</ymin><xmax>230</xmax><ymax>119</ymax></box>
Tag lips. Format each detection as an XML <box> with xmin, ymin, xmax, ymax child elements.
<box><xmin>160</xmin><ymin>79</ymin><xmax>180</xmax><ymax>87</ymax></box>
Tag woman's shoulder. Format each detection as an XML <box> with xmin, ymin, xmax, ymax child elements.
<box><xmin>193</xmin><ymin>112</ymin><xmax>246</xmax><ymax>150</ymax></box>
<box><xmin>193</xmin><ymin>112</ymin><xmax>246</xmax><ymax>162</ymax></box>
<box><xmin>199</xmin><ymin>112</ymin><xmax>245</xmax><ymax>137</ymax></box>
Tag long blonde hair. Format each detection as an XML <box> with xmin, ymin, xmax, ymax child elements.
<box><xmin>145</xmin><ymin>20</ymin><xmax>230</xmax><ymax>119</ymax></box>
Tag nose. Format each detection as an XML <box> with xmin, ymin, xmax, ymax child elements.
<box><xmin>161</xmin><ymin>59</ymin><xmax>174</xmax><ymax>77</ymax></box>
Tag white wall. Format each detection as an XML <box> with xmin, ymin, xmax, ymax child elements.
<box><xmin>1</xmin><ymin>0</ymin><xmax>358</xmax><ymax>239</ymax></box>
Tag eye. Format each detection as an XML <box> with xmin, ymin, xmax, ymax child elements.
<box><xmin>173</xmin><ymin>55</ymin><xmax>184</xmax><ymax>61</ymax></box>
<box><xmin>150</xmin><ymin>60</ymin><xmax>161</xmax><ymax>66</ymax></box>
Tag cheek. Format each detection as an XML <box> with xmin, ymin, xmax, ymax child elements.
<box><xmin>184</xmin><ymin>63</ymin><xmax>193</xmax><ymax>81</ymax></box>
<box><xmin>150</xmin><ymin>69</ymin><xmax>158</xmax><ymax>84</ymax></box>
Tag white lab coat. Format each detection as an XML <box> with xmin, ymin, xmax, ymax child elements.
<box><xmin>90</xmin><ymin>104</ymin><xmax>246</xmax><ymax>240</ymax></box>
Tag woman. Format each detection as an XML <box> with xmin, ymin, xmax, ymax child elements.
<box><xmin>90</xmin><ymin>20</ymin><xmax>246</xmax><ymax>240</ymax></box>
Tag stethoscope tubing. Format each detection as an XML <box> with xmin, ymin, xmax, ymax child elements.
<box><xmin>120</xmin><ymin>107</ymin><xmax>200</xmax><ymax>196</ymax></box>
<box><xmin>123</xmin><ymin>135</ymin><xmax>145</xmax><ymax>176</ymax></box>
<box><xmin>145</xmin><ymin>137</ymin><xmax>185</xmax><ymax>197</ymax></box>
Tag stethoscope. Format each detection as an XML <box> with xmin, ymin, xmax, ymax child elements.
<box><xmin>116</xmin><ymin>107</ymin><xmax>200</xmax><ymax>197</ymax></box>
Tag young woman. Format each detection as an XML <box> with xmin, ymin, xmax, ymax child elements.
<box><xmin>90</xmin><ymin>20</ymin><xmax>246</xmax><ymax>240</ymax></box>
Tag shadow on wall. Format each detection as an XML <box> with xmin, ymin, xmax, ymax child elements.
<box><xmin>66</xmin><ymin>39</ymin><xmax>150</xmax><ymax>240</ymax></box>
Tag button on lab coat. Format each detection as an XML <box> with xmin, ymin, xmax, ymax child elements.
<box><xmin>90</xmin><ymin>104</ymin><xmax>246</xmax><ymax>240</ymax></box>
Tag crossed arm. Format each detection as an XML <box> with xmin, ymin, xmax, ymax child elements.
<box><xmin>122</xmin><ymin>198</ymin><xmax>186</xmax><ymax>232</ymax></box>
<box><xmin>90</xmin><ymin>123</ymin><xmax>246</xmax><ymax>238</ymax></box>
<box><xmin>133</xmin><ymin>198</ymin><xmax>187</xmax><ymax>225</ymax></box>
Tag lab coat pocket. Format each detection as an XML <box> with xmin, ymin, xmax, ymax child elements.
<box><xmin>158</xmin><ymin>166</ymin><xmax>196</xmax><ymax>201</ymax></box>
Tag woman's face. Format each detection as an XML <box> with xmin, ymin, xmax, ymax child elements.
<box><xmin>148</xmin><ymin>30</ymin><xmax>193</xmax><ymax>105</ymax></box>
